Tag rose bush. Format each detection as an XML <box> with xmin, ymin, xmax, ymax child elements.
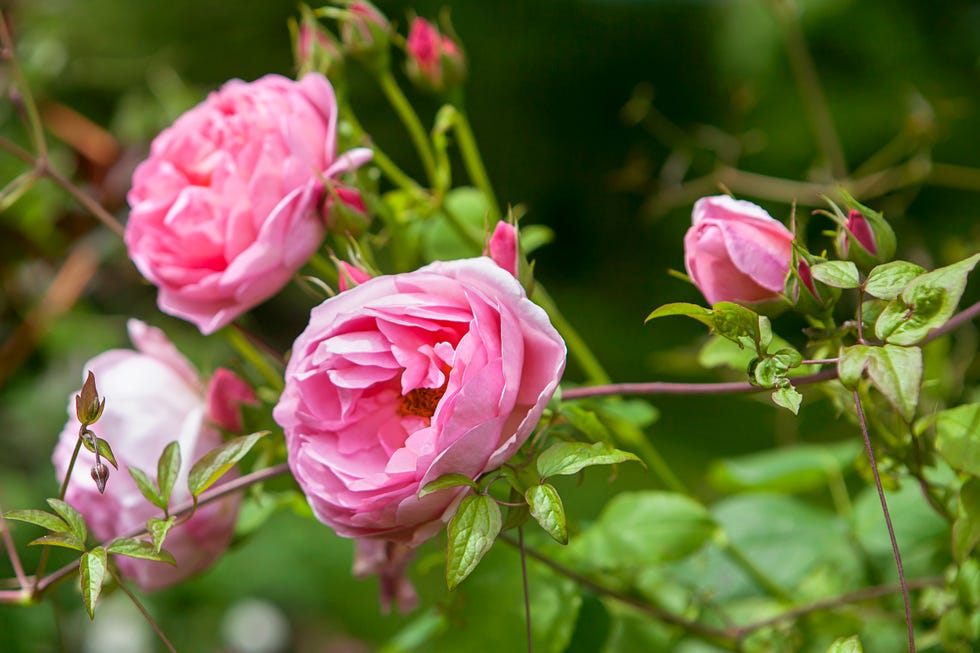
<box><xmin>273</xmin><ymin>257</ymin><xmax>566</xmax><ymax>545</ymax></box>
<box><xmin>684</xmin><ymin>195</ymin><xmax>794</xmax><ymax>305</ymax></box>
<box><xmin>125</xmin><ymin>73</ymin><xmax>371</xmax><ymax>335</ymax></box>
<box><xmin>52</xmin><ymin>320</ymin><xmax>254</xmax><ymax>591</ymax></box>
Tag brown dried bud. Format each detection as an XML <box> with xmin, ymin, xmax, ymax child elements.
<box><xmin>91</xmin><ymin>462</ymin><xmax>109</xmax><ymax>494</ymax></box>
<box><xmin>75</xmin><ymin>371</ymin><xmax>105</xmax><ymax>425</ymax></box>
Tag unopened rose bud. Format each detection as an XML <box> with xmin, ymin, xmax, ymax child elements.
<box><xmin>324</xmin><ymin>185</ymin><xmax>369</xmax><ymax>234</ymax></box>
<box><xmin>684</xmin><ymin>195</ymin><xmax>793</xmax><ymax>306</ymax></box>
<box><xmin>834</xmin><ymin>199</ymin><xmax>896</xmax><ymax>271</ymax></box>
<box><xmin>787</xmin><ymin>254</ymin><xmax>840</xmax><ymax>317</ymax></box>
<box><xmin>335</xmin><ymin>259</ymin><xmax>374</xmax><ymax>292</ymax></box>
<box><xmin>405</xmin><ymin>17</ymin><xmax>466</xmax><ymax>95</ymax></box>
<box><xmin>339</xmin><ymin>0</ymin><xmax>391</xmax><ymax>65</ymax></box>
<box><xmin>293</xmin><ymin>5</ymin><xmax>344</xmax><ymax>79</ymax></box>
<box><xmin>91</xmin><ymin>463</ymin><xmax>109</xmax><ymax>494</ymax></box>
<box><xmin>75</xmin><ymin>371</ymin><xmax>105</xmax><ymax>425</ymax></box>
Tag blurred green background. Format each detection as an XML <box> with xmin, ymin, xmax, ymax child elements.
<box><xmin>2</xmin><ymin>0</ymin><xmax>980</xmax><ymax>651</ymax></box>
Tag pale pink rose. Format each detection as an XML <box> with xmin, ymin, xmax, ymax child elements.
<box><xmin>485</xmin><ymin>221</ymin><xmax>519</xmax><ymax>278</ymax></box>
<box><xmin>52</xmin><ymin>320</ymin><xmax>252</xmax><ymax>591</ymax></box>
<box><xmin>273</xmin><ymin>257</ymin><xmax>566</xmax><ymax>545</ymax></box>
<box><xmin>684</xmin><ymin>195</ymin><xmax>794</xmax><ymax>305</ymax></box>
<box><xmin>125</xmin><ymin>73</ymin><xmax>371</xmax><ymax>335</ymax></box>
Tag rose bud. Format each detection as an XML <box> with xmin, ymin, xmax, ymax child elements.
<box><xmin>835</xmin><ymin>204</ymin><xmax>896</xmax><ymax>270</ymax></box>
<box><xmin>684</xmin><ymin>195</ymin><xmax>794</xmax><ymax>306</ymax></box>
<box><xmin>405</xmin><ymin>17</ymin><xmax>466</xmax><ymax>94</ymax></box>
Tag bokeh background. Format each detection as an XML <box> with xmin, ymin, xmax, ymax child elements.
<box><xmin>2</xmin><ymin>0</ymin><xmax>980</xmax><ymax>651</ymax></box>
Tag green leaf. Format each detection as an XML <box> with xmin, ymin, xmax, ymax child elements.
<box><xmin>418</xmin><ymin>474</ymin><xmax>479</xmax><ymax>499</ymax></box>
<box><xmin>825</xmin><ymin>635</ymin><xmax>863</xmax><ymax>653</ymax></box>
<box><xmin>106</xmin><ymin>537</ymin><xmax>176</xmax><ymax>565</ymax></box>
<box><xmin>188</xmin><ymin>431</ymin><xmax>267</xmax><ymax>498</ymax></box>
<box><xmin>811</xmin><ymin>261</ymin><xmax>861</xmax><ymax>288</ymax></box>
<box><xmin>2</xmin><ymin>509</ymin><xmax>68</xmax><ymax>533</ymax></box>
<box><xmin>446</xmin><ymin>494</ymin><xmax>502</xmax><ymax>590</ymax></box>
<box><xmin>953</xmin><ymin>478</ymin><xmax>980</xmax><ymax>563</ymax></box>
<box><xmin>838</xmin><ymin>344</ymin><xmax>922</xmax><ymax>421</ymax></box>
<box><xmin>936</xmin><ymin>403</ymin><xmax>980</xmax><ymax>477</ymax></box>
<box><xmin>571</xmin><ymin>492</ymin><xmax>716</xmax><ymax>570</ymax></box>
<box><xmin>711</xmin><ymin>302</ymin><xmax>762</xmax><ymax>350</ymax></box>
<box><xmin>644</xmin><ymin>302</ymin><xmax>714</xmax><ymax>327</ymax></box>
<box><xmin>46</xmin><ymin>498</ymin><xmax>87</xmax><ymax>544</ymax></box>
<box><xmin>771</xmin><ymin>383</ymin><xmax>802</xmax><ymax>414</ymax></box>
<box><xmin>838</xmin><ymin>344</ymin><xmax>872</xmax><ymax>390</ymax></box>
<box><xmin>525</xmin><ymin>484</ymin><xmax>568</xmax><ymax>545</ymax></box>
<box><xmin>752</xmin><ymin>347</ymin><xmax>803</xmax><ymax>387</ymax></box>
<box><xmin>536</xmin><ymin>441</ymin><xmax>641</xmax><ymax>479</ymax></box>
<box><xmin>875</xmin><ymin>253</ymin><xmax>980</xmax><ymax>345</ymax></box>
<box><xmin>708</xmin><ymin>440</ymin><xmax>861</xmax><ymax>494</ymax></box>
<box><xmin>81</xmin><ymin>437</ymin><xmax>118</xmax><ymax>470</ymax></box>
<box><xmin>147</xmin><ymin>516</ymin><xmax>176</xmax><ymax>554</ymax></box>
<box><xmin>559</xmin><ymin>404</ymin><xmax>612</xmax><ymax>443</ymax></box>
<box><xmin>865</xmin><ymin>344</ymin><xmax>922</xmax><ymax>422</ymax></box>
<box><xmin>80</xmin><ymin>547</ymin><xmax>107</xmax><ymax>620</ymax></box>
<box><xmin>156</xmin><ymin>441</ymin><xmax>181</xmax><ymax>509</ymax></box>
<box><xmin>128</xmin><ymin>466</ymin><xmax>164</xmax><ymax>511</ymax></box>
<box><xmin>28</xmin><ymin>532</ymin><xmax>85</xmax><ymax>551</ymax></box>
<box><xmin>865</xmin><ymin>261</ymin><xmax>926</xmax><ymax>300</ymax></box>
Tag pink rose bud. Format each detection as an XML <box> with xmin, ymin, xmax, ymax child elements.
<box><xmin>206</xmin><ymin>367</ymin><xmax>259</xmax><ymax>433</ymax></box>
<box><xmin>335</xmin><ymin>259</ymin><xmax>373</xmax><ymax>291</ymax></box>
<box><xmin>485</xmin><ymin>221</ymin><xmax>519</xmax><ymax>278</ymax></box>
<box><xmin>125</xmin><ymin>73</ymin><xmax>372</xmax><ymax>335</ymax></box>
<box><xmin>294</xmin><ymin>7</ymin><xmax>344</xmax><ymax>79</ymax></box>
<box><xmin>340</xmin><ymin>1</ymin><xmax>391</xmax><ymax>58</ymax></box>
<box><xmin>273</xmin><ymin>258</ymin><xmax>566</xmax><ymax>546</ymax></box>
<box><xmin>841</xmin><ymin>210</ymin><xmax>876</xmax><ymax>256</ymax></box>
<box><xmin>323</xmin><ymin>184</ymin><xmax>370</xmax><ymax>234</ymax></box>
<box><xmin>684</xmin><ymin>195</ymin><xmax>794</xmax><ymax>305</ymax></box>
<box><xmin>52</xmin><ymin>320</ymin><xmax>244</xmax><ymax>591</ymax></box>
<box><xmin>405</xmin><ymin>18</ymin><xmax>466</xmax><ymax>94</ymax></box>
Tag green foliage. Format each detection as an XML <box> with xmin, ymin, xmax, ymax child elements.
<box><xmin>79</xmin><ymin>547</ymin><xmax>107</xmax><ymax>619</ymax></box>
<box><xmin>156</xmin><ymin>441</ymin><xmax>181</xmax><ymax>508</ymax></box>
<box><xmin>106</xmin><ymin>537</ymin><xmax>176</xmax><ymax>565</ymax></box>
<box><xmin>708</xmin><ymin>441</ymin><xmax>860</xmax><ymax>494</ymax></box>
<box><xmin>526</xmin><ymin>483</ymin><xmax>568</xmax><ymax>545</ymax></box>
<box><xmin>838</xmin><ymin>344</ymin><xmax>922</xmax><ymax>421</ymax></box>
<box><xmin>875</xmin><ymin>253</ymin><xmax>980</xmax><ymax>345</ymax></box>
<box><xmin>810</xmin><ymin>261</ymin><xmax>860</xmax><ymax>289</ymax></box>
<box><xmin>825</xmin><ymin>635</ymin><xmax>863</xmax><ymax>653</ymax></box>
<box><xmin>147</xmin><ymin>516</ymin><xmax>176</xmax><ymax>554</ymax></box>
<box><xmin>81</xmin><ymin>436</ymin><xmax>118</xmax><ymax>470</ymax></box>
<box><xmin>418</xmin><ymin>473</ymin><xmax>479</xmax><ymax>499</ymax></box>
<box><xmin>446</xmin><ymin>494</ymin><xmax>502</xmax><ymax>590</ymax></box>
<box><xmin>536</xmin><ymin>441</ymin><xmax>642</xmax><ymax>479</ymax></box>
<box><xmin>571</xmin><ymin>492</ymin><xmax>716</xmax><ymax>572</ymax></box>
<box><xmin>187</xmin><ymin>431</ymin><xmax>267</xmax><ymax>498</ymax></box>
<box><xmin>864</xmin><ymin>261</ymin><xmax>926</xmax><ymax>300</ymax></box>
<box><xmin>936</xmin><ymin>403</ymin><xmax>980</xmax><ymax>477</ymax></box>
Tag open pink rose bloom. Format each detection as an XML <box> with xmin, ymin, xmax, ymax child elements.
<box><xmin>274</xmin><ymin>257</ymin><xmax>566</xmax><ymax>545</ymax></box>
<box><xmin>684</xmin><ymin>195</ymin><xmax>794</xmax><ymax>305</ymax></box>
<box><xmin>52</xmin><ymin>320</ymin><xmax>253</xmax><ymax>591</ymax></box>
<box><xmin>125</xmin><ymin>73</ymin><xmax>371</xmax><ymax>335</ymax></box>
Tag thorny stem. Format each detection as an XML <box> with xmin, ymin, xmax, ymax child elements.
<box><xmin>518</xmin><ymin>527</ymin><xmax>533</xmax><ymax>653</ymax></box>
<box><xmin>450</xmin><ymin>108</ymin><xmax>501</xmax><ymax>222</ymax></box>
<box><xmin>106</xmin><ymin>564</ymin><xmax>177</xmax><ymax>653</ymax></box>
<box><xmin>853</xmin><ymin>390</ymin><xmax>915</xmax><ymax>653</ymax></box>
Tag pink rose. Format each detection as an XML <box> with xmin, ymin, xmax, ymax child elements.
<box><xmin>273</xmin><ymin>257</ymin><xmax>566</xmax><ymax>545</ymax></box>
<box><xmin>684</xmin><ymin>195</ymin><xmax>794</xmax><ymax>305</ymax></box>
<box><xmin>125</xmin><ymin>73</ymin><xmax>371</xmax><ymax>335</ymax></box>
<box><xmin>52</xmin><ymin>320</ymin><xmax>253</xmax><ymax>591</ymax></box>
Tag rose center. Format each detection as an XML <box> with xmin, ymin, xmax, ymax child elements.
<box><xmin>398</xmin><ymin>386</ymin><xmax>446</xmax><ymax>419</ymax></box>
